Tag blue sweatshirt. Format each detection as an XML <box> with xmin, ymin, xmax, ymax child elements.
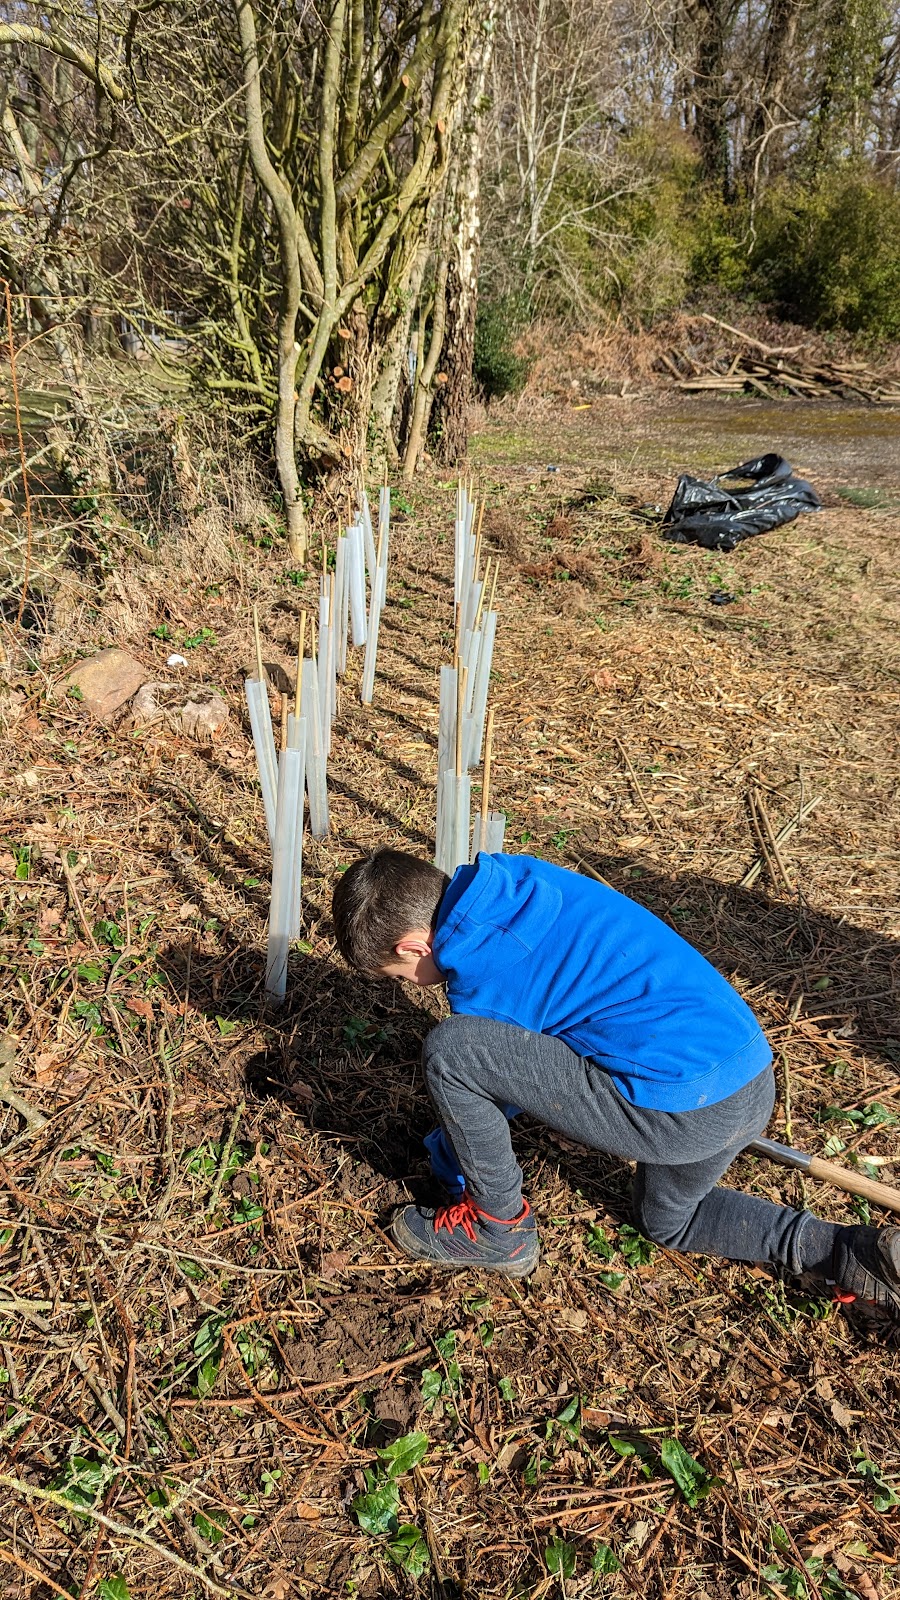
<box><xmin>431</xmin><ymin>853</ymin><xmax>771</xmax><ymax>1112</ymax></box>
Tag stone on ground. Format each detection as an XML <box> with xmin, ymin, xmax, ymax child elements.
<box><xmin>58</xmin><ymin>648</ymin><xmax>150</xmax><ymax>719</ymax></box>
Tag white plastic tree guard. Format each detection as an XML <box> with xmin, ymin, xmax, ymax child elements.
<box><xmin>244</xmin><ymin>677</ymin><xmax>278</xmax><ymax>848</ymax></box>
<box><xmin>302</xmin><ymin>655</ymin><xmax>329</xmax><ymax>838</ymax></box>
<box><xmin>360</xmin><ymin>489</ymin><xmax>390</xmax><ymax>705</ymax></box>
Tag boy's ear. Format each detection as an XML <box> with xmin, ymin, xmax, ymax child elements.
<box><xmin>393</xmin><ymin>928</ymin><xmax>434</xmax><ymax>960</ymax></box>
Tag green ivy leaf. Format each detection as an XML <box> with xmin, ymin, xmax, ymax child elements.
<box><xmin>608</xmin><ymin>1434</ymin><xmax>655</xmax><ymax>1478</ymax></box>
<box><xmin>498</xmin><ymin>1376</ymin><xmax>515</xmax><ymax>1404</ymax></box>
<box><xmin>193</xmin><ymin>1313</ymin><xmax>226</xmax><ymax>1361</ymax></box>
<box><xmin>659</xmin><ymin>1436</ymin><xmax>717</xmax><ymax>1506</ymax></box>
<box><xmin>50</xmin><ymin>1455</ymin><xmax>107</xmax><ymax>1511</ymax></box>
<box><xmin>859</xmin><ymin>1102</ymin><xmax>897</xmax><ymax>1127</ymax></box>
<box><xmin>597</xmin><ymin>1270</ymin><xmax>625</xmax><ymax>1291</ymax></box>
<box><xmin>762</xmin><ymin>1562</ymin><xmax>805</xmax><ymax>1598</ymax></box>
<box><xmin>193</xmin><ymin>1510</ymin><xmax>225</xmax><ymax>1545</ymax></box>
<box><xmin>853</xmin><ymin>1449</ymin><xmax>900</xmax><ymax>1512</ymax></box>
<box><xmin>98</xmin><ymin>1577</ymin><xmax>132</xmax><ymax>1600</ymax></box>
<box><xmin>586</xmin><ymin>1223</ymin><xmax>615</xmax><ymax>1261</ymax></box>
<box><xmin>618</xmin><ymin>1224</ymin><xmax>656</xmax><ymax>1267</ymax></box>
<box><xmin>76</xmin><ymin>960</ymin><xmax>105</xmax><ymax>982</ymax></box>
<box><xmin>236</xmin><ymin>1326</ymin><xmax>271</xmax><ymax>1377</ymax></box>
<box><xmin>73</xmin><ymin>999</ymin><xmax>103</xmax><ymax>1033</ymax></box>
<box><xmin>377</xmin><ymin>1430</ymin><xmax>429</xmax><ymax>1479</ymax></box>
<box><xmin>387</xmin><ymin>1522</ymin><xmax>430</xmax><ymax>1575</ymax></box>
<box><xmin>420</xmin><ymin>1368</ymin><xmax>443</xmax><ymax>1406</ymax></box>
<box><xmin>545</xmin><ymin>1535</ymin><xmax>576</xmax><ymax>1577</ymax></box>
<box><xmin>351</xmin><ymin>1478</ymin><xmax>400</xmax><ymax>1535</ymax></box>
<box><xmin>195</xmin><ymin>1355</ymin><xmax>220</xmax><ymax>1398</ymax></box>
<box><xmin>591</xmin><ymin>1542</ymin><xmax>620</xmax><ymax>1574</ymax></box>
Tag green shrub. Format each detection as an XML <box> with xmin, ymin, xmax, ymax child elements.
<box><xmin>751</xmin><ymin>167</ymin><xmax>900</xmax><ymax>339</ymax></box>
<box><xmin>599</xmin><ymin>127</ymin><xmax>701</xmax><ymax>316</ymax></box>
<box><xmin>473</xmin><ymin>294</ymin><xmax>531</xmax><ymax>397</ymax></box>
<box><xmin>688</xmin><ymin>193</ymin><xmax>753</xmax><ymax>296</ymax></box>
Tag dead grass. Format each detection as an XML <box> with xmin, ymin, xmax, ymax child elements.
<box><xmin>1</xmin><ymin>396</ymin><xmax>899</xmax><ymax>1600</ymax></box>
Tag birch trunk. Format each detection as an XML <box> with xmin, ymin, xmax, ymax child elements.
<box><xmin>428</xmin><ymin>10</ymin><xmax>496</xmax><ymax>468</ymax></box>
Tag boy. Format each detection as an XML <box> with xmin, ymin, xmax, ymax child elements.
<box><xmin>332</xmin><ymin>848</ymin><xmax>900</xmax><ymax>1316</ymax></box>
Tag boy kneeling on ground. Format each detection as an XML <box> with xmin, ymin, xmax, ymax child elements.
<box><xmin>332</xmin><ymin>848</ymin><xmax>900</xmax><ymax>1317</ymax></box>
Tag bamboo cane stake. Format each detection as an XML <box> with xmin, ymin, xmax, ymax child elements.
<box><xmin>455</xmin><ymin>665</ymin><xmax>467</xmax><ymax>778</ymax></box>
<box><xmin>474</xmin><ymin>500</ymin><xmax>485</xmax><ymax>571</ymax></box>
<box><xmin>753</xmin><ymin>788</ymin><xmax>795</xmax><ymax>889</ymax></box>
<box><xmin>472</xmin><ymin>557</ymin><xmax>491</xmax><ymax>635</ymax></box>
<box><xmin>475</xmin><ymin>706</ymin><xmax>495</xmax><ymax>857</ymax></box>
<box><xmin>253</xmin><ymin>604</ymin><xmax>266</xmax><ymax>685</ymax></box>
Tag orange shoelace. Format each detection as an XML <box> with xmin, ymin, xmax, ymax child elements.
<box><xmin>433</xmin><ymin>1195</ymin><xmax>531</xmax><ymax>1242</ymax></box>
<box><xmin>435</xmin><ymin>1196</ymin><xmax>480</xmax><ymax>1242</ymax></box>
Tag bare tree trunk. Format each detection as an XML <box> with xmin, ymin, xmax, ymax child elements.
<box><xmin>741</xmin><ymin>0</ymin><xmax>804</xmax><ymax>191</ymax></box>
<box><xmin>233</xmin><ymin>0</ymin><xmax>308</xmax><ymax>561</ymax></box>
<box><xmin>429</xmin><ymin>11</ymin><xmax>496</xmax><ymax>468</ymax></box>
<box><xmin>691</xmin><ymin>0</ymin><xmax>730</xmax><ymax>194</ymax></box>
<box><xmin>369</xmin><ymin>228</ymin><xmax>432</xmax><ymax>463</ymax></box>
<box><xmin>402</xmin><ymin>183</ymin><xmax>453</xmax><ymax>476</ymax></box>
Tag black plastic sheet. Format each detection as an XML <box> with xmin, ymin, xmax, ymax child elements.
<box><xmin>662</xmin><ymin>453</ymin><xmax>821</xmax><ymax>552</ymax></box>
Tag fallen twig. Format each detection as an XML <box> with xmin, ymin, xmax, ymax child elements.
<box><xmin>0</xmin><ymin>1471</ymin><xmax>254</xmax><ymax>1598</ymax></box>
<box><xmin>740</xmin><ymin>795</ymin><xmax>821</xmax><ymax>889</ymax></box>
<box><xmin>614</xmin><ymin>737</ymin><xmax>660</xmax><ymax>832</ymax></box>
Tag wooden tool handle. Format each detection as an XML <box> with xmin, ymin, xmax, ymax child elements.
<box><xmin>807</xmin><ymin>1156</ymin><xmax>900</xmax><ymax>1215</ymax></box>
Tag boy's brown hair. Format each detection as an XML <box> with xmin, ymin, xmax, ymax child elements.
<box><xmin>332</xmin><ymin>849</ymin><xmax>450</xmax><ymax>975</ymax></box>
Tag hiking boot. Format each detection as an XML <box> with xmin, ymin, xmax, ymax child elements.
<box><xmin>830</xmin><ymin>1226</ymin><xmax>900</xmax><ymax>1319</ymax></box>
<box><xmin>391</xmin><ymin>1192</ymin><xmax>539</xmax><ymax>1278</ymax></box>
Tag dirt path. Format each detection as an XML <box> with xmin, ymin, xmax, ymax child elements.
<box><xmin>475</xmin><ymin>391</ymin><xmax>900</xmax><ymax>490</ymax></box>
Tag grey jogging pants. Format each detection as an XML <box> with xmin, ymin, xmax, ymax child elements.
<box><xmin>423</xmin><ymin>1014</ymin><xmax>820</xmax><ymax>1275</ymax></box>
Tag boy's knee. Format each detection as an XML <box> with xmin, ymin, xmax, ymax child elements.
<box><xmin>632</xmin><ymin>1209</ymin><xmax>680</xmax><ymax>1249</ymax></box>
<box><xmin>631</xmin><ymin>1186</ymin><xmax>682</xmax><ymax>1249</ymax></box>
<box><xmin>422</xmin><ymin>1015</ymin><xmax>486</xmax><ymax>1090</ymax></box>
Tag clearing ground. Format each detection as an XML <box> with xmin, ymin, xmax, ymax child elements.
<box><xmin>1</xmin><ymin>393</ymin><xmax>899</xmax><ymax>1600</ymax></box>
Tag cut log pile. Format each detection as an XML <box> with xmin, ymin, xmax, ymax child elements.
<box><xmin>655</xmin><ymin>313</ymin><xmax>900</xmax><ymax>405</ymax></box>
